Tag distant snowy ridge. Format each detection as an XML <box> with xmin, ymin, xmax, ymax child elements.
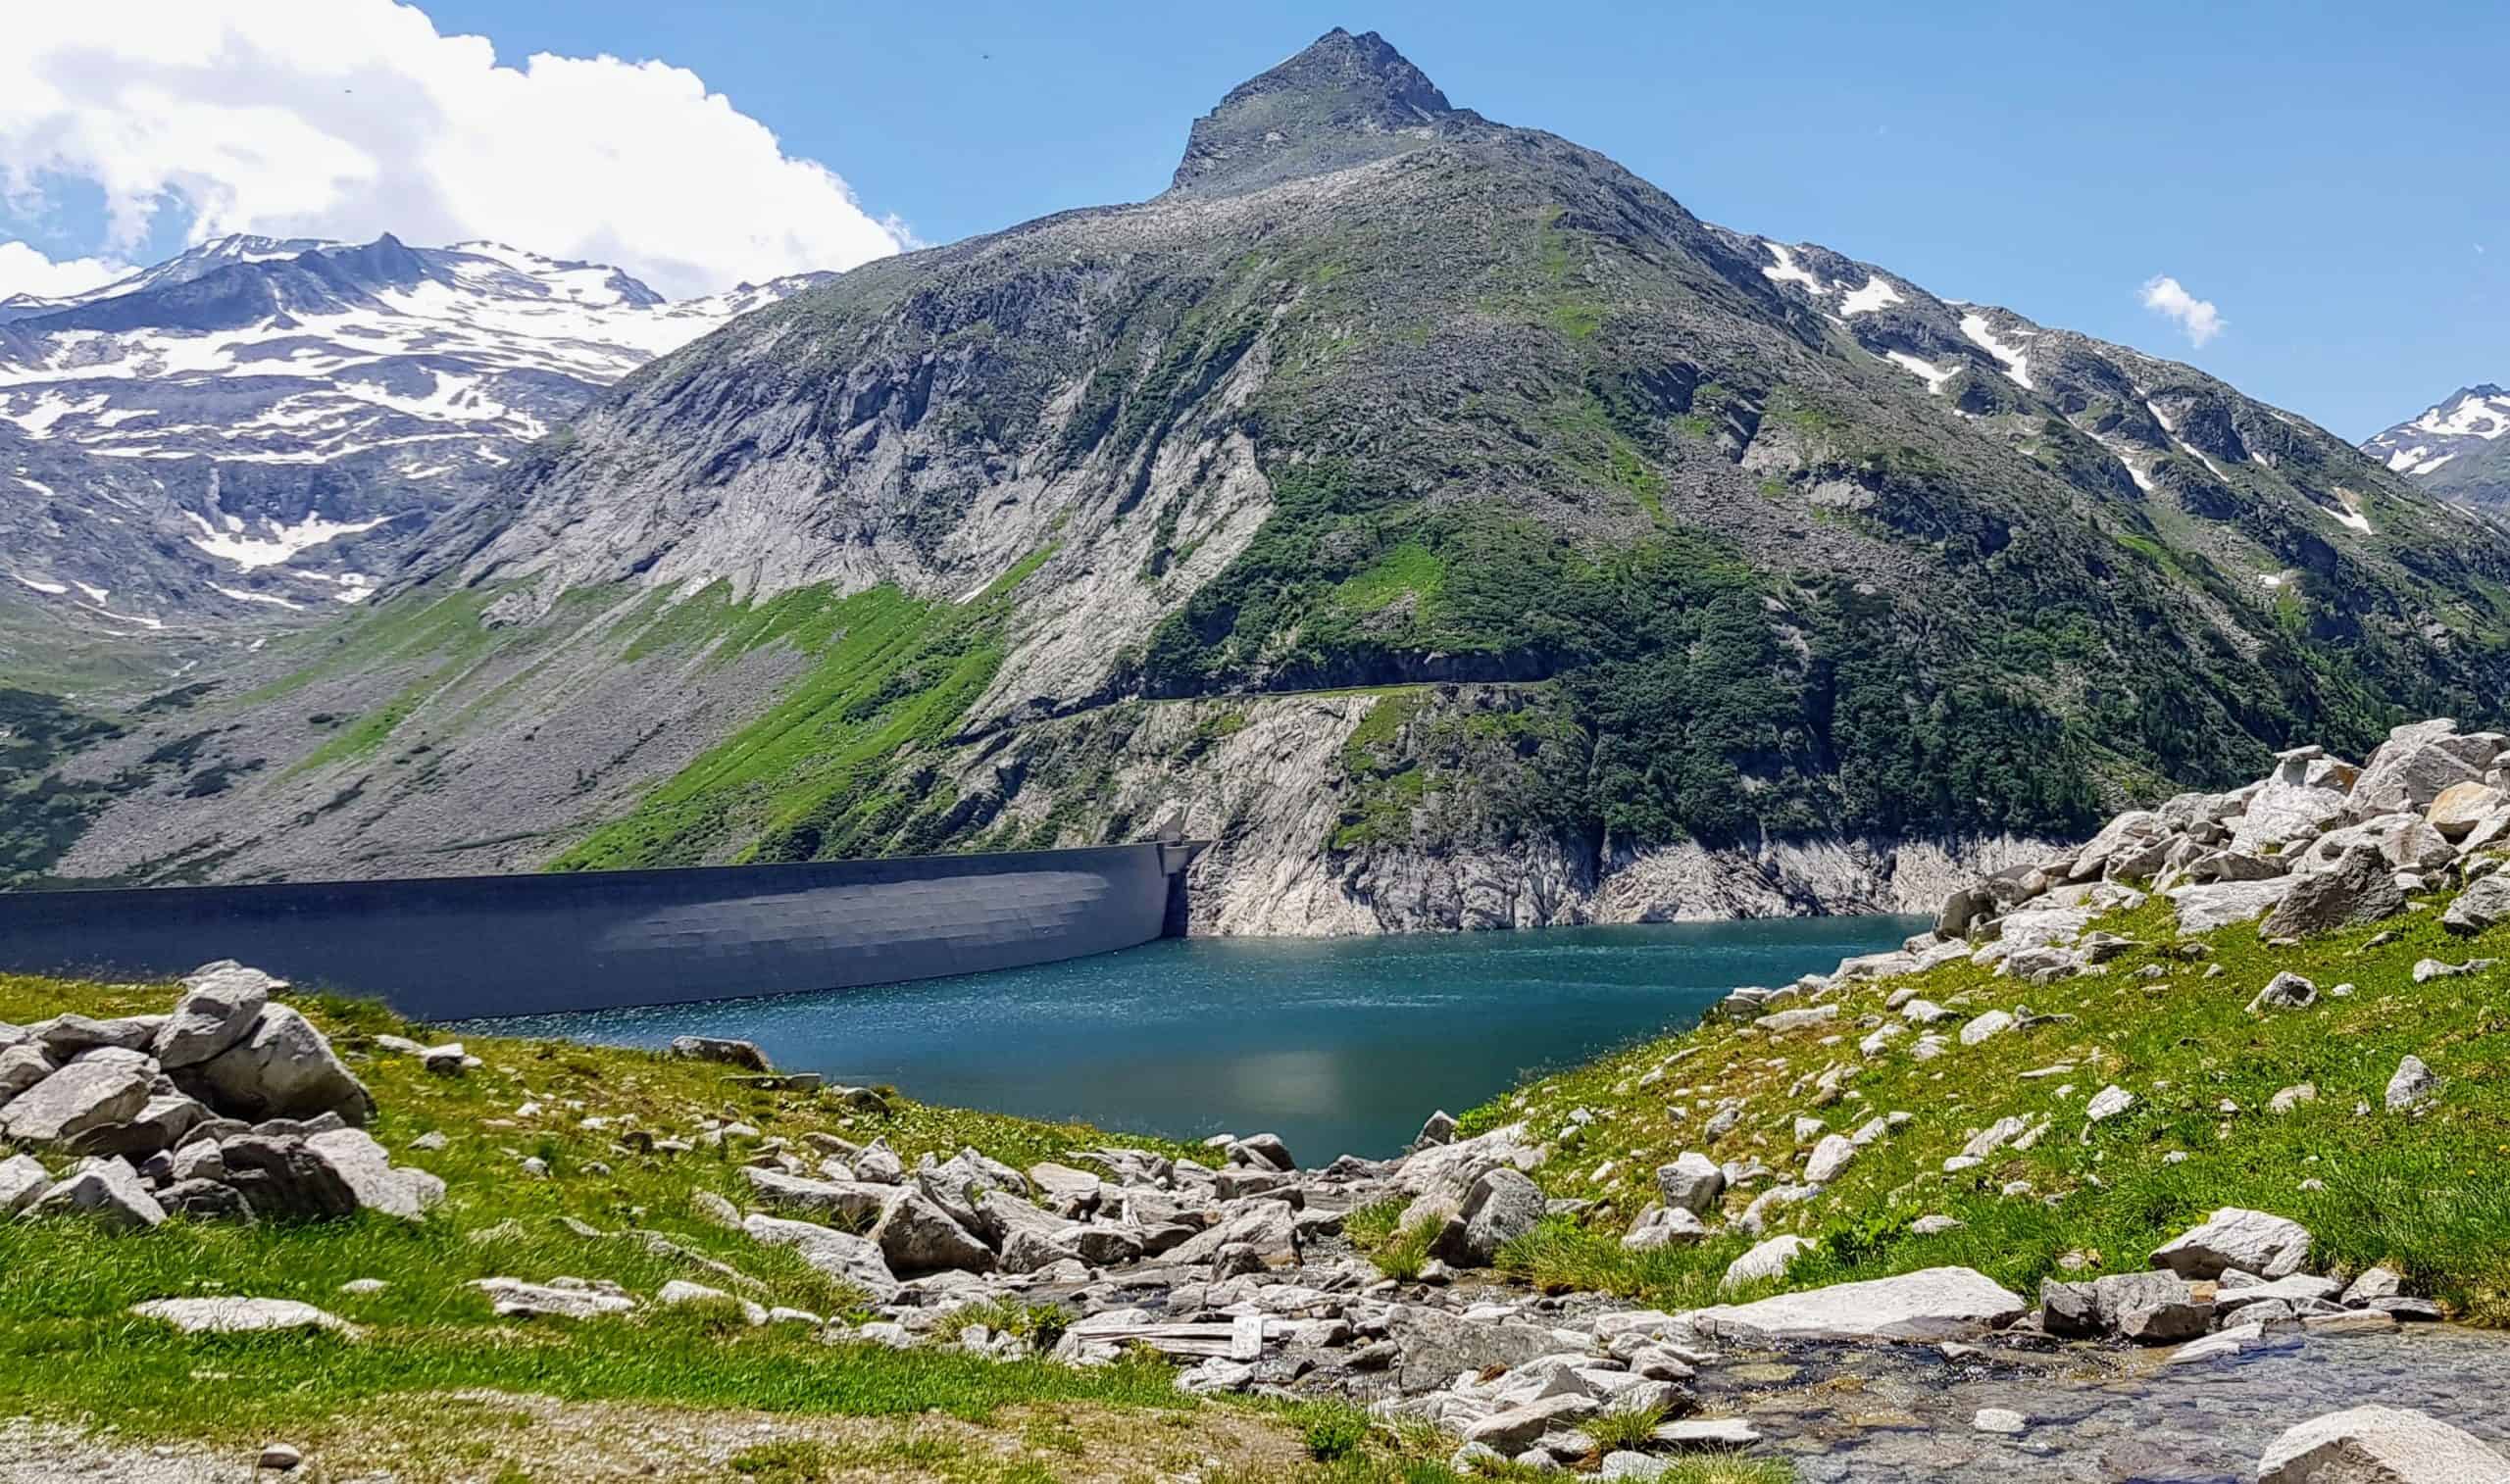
<box><xmin>2363</xmin><ymin>385</ymin><xmax>2510</xmax><ymax>509</ymax></box>
<box><xmin>0</xmin><ymin>233</ymin><xmax>833</xmax><ymax>632</ymax></box>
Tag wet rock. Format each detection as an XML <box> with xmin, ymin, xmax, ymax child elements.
<box><xmin>2257</xmin><ymin>1404</ymin><xmax>2508</xmax><ymax>1483</ymax></box>
<box><xmin>2038</xmin><ymin>1278</ymin><xmax>2101</xmax><ymax>1338</ymax></box>
<box><xmin>181</xmin><ymin>1008</ymin><xmax>374</xmax><ymax>1125</ymax></box>
<box><xmin>2091</xmin><ymin>1270</ymin><xmax>2213</xmax><ymax>1343</ymax></box>
<box><xmin>151</xmin><ymin>962</ymin><xmax>276</xmax><ymax>1069</ymax></box>
<box><xmin>2150</xmin><ymin>1208</ymin><xmax>2313</xmax><ymax>1280</ymax></box>
<box><xmin>1691</xmin><ymin>1265</ymin><xmax>2025</xmax><ymax>1341</ymax></box>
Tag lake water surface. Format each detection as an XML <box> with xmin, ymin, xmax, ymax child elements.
<box><xmin>465</xmin><ymin>916</ymin><xmax>1920</xmax><ymax>1160</ymax></box>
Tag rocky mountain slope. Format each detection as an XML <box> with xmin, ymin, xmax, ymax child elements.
<box><xmin>2364</xmin><ymin>383</ymin><xmax>2510</xmax><ymax>509</ymax></box>
<box><xmin>29</xmin><ymin>29</ymin><xmax>2510</xmax><ymax>922</ymax></box>
<box><xmin>0</xmin><ymin>234</ymin><xmax>829</xmax><ymax>686</ymax></box>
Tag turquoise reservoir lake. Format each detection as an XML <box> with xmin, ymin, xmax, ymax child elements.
<box><xmin>466</xmin><ymin>916</ymin><xmax>1921</xmax><ymax>1161</ymax></box>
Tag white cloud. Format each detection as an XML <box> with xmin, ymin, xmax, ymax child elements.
<box><xmin>0</xmin><ymin>240</ymin><xmax>127</xmax><ymax>300</ymax></box>
<box><xmin>2139</xmin><ymin>274</ymin><xmax>2225</xmax><ymax>348</ymax></box>
<box><xmin>0</xmin><ymin>1</ymin><xmax>905</xmax><ymax>299</ymax></box>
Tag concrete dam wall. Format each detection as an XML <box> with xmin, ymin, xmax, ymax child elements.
<box><xmin>0</xmin><ymin>843</ymin><xmax>1197</xmax><ymax>1022</ymax></box>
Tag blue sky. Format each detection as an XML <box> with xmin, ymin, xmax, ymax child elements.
<box><xmin>7</xmin><ymin>1</ymin><xmax>2503</xmax><ymax>438</ymax></box>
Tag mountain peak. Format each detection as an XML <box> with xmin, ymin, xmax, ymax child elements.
<box><xmin>1169</xmin><ymin>28</ymin><xmax>1471</xmax><ymax>196</ymax></box>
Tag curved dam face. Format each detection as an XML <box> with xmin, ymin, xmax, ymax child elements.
<box><xmin>0</xmin><ymin>843</ymin><xmax>1197</xmax><ymax>1020</ymax></box>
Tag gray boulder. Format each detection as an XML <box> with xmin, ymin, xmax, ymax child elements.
<box><xmin>741</xmin><ymin>1212</ymin><xmax>900</xmax><ymax>1301</ymax></box>
<box><xmin>0</xmin><ymin>1152</ymin><xmax>49</xmax><ymax>1214</ymax></box>
<box><xmin>181</xmin><ymin>1007</ymin><xmax>374</xmax><ymax>1125</ymax></box>
<box><xmin>30</xmin><ymin>1014</ymin><xmax>156</xmax><ymax>1056</ymax></box>
<box><xmin>0</xmin><ymin>1042</ymin><xmax>56</xmax><ymax>1103</ymax></box>
<box><xmin>2260</xmin><ymin>844</ymin><xmax>2405</xmax><ymax>940</ymax></box>
<box><xmin>473</xmin><ymin>1277</ymin><xmax>635</xmax><ymax>1319</ymax></box>
<box><xmin>28</xmin><ymin>1157</ymin><xmax>166</xmax><ymax>1229</ymax></box>
<box><xmin>2229</xmin><ymin>780</ymin><xmax>2351</xmax><ymax>856</ymax></box>
<box><xmin>1654</xmin><ymin>1151</ymin><xmax>1725</xmax><ymax>1215</ymax></box>
<box><xmin>2441</xmin><ymin>873</ymin><xmax>2510</xmax><ymax>934</ymax></box>
<box><xmin>2038</xmin><ymin>1278</ymin><xmax>2101</xmax><ymax>1338</ymax></box>
<box><xmin>2172</xmin><ymin>878</ymin><xmax>2295</xmax><ymax>934</ymax></box>
<box><xmin>1230</xmin><ymin>1132</ymin><xmax>1295</xmax><ymax>1171</ymax></box>
<box><xmin>738</xmin><ymin>1166</ymin><xmax>893</xmax><ymax>1224</ymax></box>
<box><xmin>306</xmin><ymin>1127</ymin><xmax>444</xmax><ymax>1219</ymax></box>
<box><xmin>869</xmin><ymin>1189</ymin><xmax>995</xmax><ymax>1275</ymax></box>
<box><xmin>2351</xmin><ymin>722</ymin><xmax>2487</xmax><ymax>817</ymax></box>
<box><xmin>67</xmin><ymin>1092</ymin><xmax>211</xmax><ymax>1159</ymax></box>
<box><xmin>2090</xmin><ymin>1270</ymin><xmax>2213</xmax><ymax>1342</ymax></box>
<box><xmin>2258</xmin><ymin>1405</ymin><xmax>2509</xmax><ymax>1483</ymax></box>
<box><xmin>2248</xmin><ymin>972</ymin><xmax>2320</xmax><ymax>1014</ymax></box>
<box><xmin>158</xmin><ymin>1178</ymin><xmax>253</xmax><ymax>1221</ymax></box>
<box><xmin>1621</xmin><ymin>1204</ymin><xmax>1707</xmax><ymax>1252</ymax></box>
<box><xmin>2386</xmin><ymin>1056</ymin><xmax>2439</xmax><ymax>1113</ymax></box>
<box><xmin>151</xmin><ymin>962</ymin><xmax>277</xmax><ymax>1069</ymax></box>
<box><xmin>218</xmin><ymin>1133</ymin><xmax>362</xmax><ymax>1221</ymax></box>
<box><xmin>1430</xmin><ymin>1167</ymin><xmax>1546</xmax><ymax>1267</ymax></box>
<box><xmin>2151</xmin><ymin>1208</ymin><xmax>2313</xmax><ymax>1279</ymax></box>
<box><xmin>0</xmin><ymin>1062</ymin><xmax>150</xmax><ymax>1146</ymax></box>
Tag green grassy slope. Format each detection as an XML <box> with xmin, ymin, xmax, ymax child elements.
<box><xmin>1424</xmin><ymin>887</ymin><xmax>2510</xmax><ymax>1324</ymax></box>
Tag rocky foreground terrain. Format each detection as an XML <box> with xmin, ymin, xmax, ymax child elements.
<box><xmin>6</xmin><ymin>717</ymin><xmax>2510</xmax><ymax>1480</ymax></box>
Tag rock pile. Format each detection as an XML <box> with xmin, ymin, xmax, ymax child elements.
<box><xmin>0</xmin><ymin>962</ymin><xmax>440</xmax><ymax>1228</ymax></box>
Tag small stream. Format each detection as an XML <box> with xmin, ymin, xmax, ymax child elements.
<box><xmin>1715</xmin><ymin>1325</ymin><xmax>2510</xmax><ymax>1481</ymax></box>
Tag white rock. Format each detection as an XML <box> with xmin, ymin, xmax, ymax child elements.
<box><xmin>0</xmin><ymin>1062</ymin><xmax>149</xmax><ymax>1146</ymax></box>
<box><xmin>2085</xmin><ymin>1085</ymin><xmax>2134</xmax><ymax>1122</ymax></box>
<box><xmin>2258</xmin><ymin>1405</ymin><xmax>2508</xmax><ymax>1483</ymax></box>
<box><xmin>186</xmin><ymin>1006</ymin><xmax>374</xmax><ymax>1125</ymax></box>
<box><xmin>1974</xmin><ymin>1408</ymin><xmax>2028</xmax><ymax>1434</ymax></box>
<box><xmin>1720</xmin><ymin>1234</ymin><xmax>1814</xmax><ymax>1291</ymax></box>
<box><xmin>1687</xmin><ymin>1266</ymin><xmax>2027</xmax><ymax>1342</ymax></box>
<box><xmin>131</xmin><ymin>1297</ymin><xmax>353</xmax><ymax>1334</ymax></box>
<box><xmin>472</xmin><ymin>1277</ymin><xmax>635</xmax><ymax>1320</ymax></box>
<box><xmin>1959</xmin><ymin>1010</ymin><xmax>2015</xmax><ymax>1046</ymax></box>
<box><xmin>27</xmin><ymin>1156</ymin><xmax>164</xmax><ymax>1228</ymax></box>
<box><xmin>2150</xmin><ymin>1208</ymin><xmax>2313</xmax><ymax>1280</ymax></box>
<box><xmin>151</xmin><ymin>962</ymin><xmax>277</xmax><ymax>1069</ymax></box>
<box><xmin>2386</xmin><ymin>1056</ymin><xmax>2440</xmax><ymax>1113</ymax></box>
